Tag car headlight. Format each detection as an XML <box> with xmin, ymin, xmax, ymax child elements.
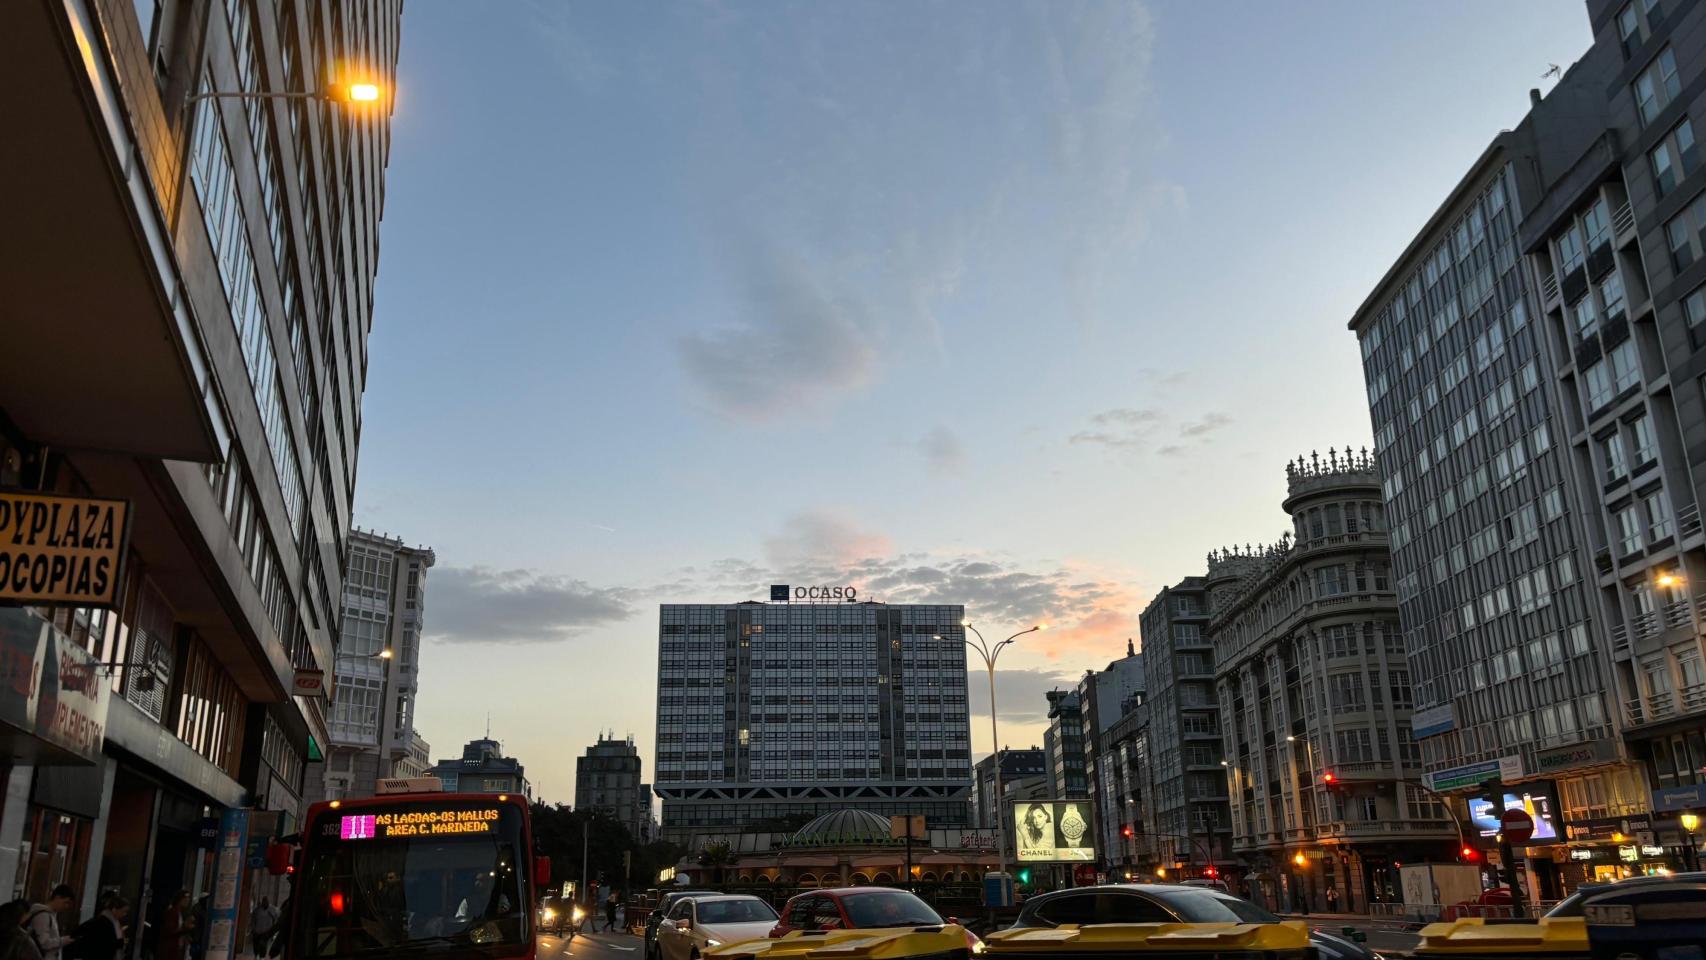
<box><xmin>573</xmin><ymin>908</ymin><xmax>586</xmax><ymax>921</ymax></box>
<box><xmin>972</xmin><ymin>943</ymin><xmax>986</xmax><ymax>955</ymax></box>
<box><xmin>544</xmin><ymin>910</ymin><xmax>556</xmax><ymax>922</ymax></box>
<box><xmin>705</xmin><ymin>940</ymin><xmax>723</xmax><ymax>948</ymax></box>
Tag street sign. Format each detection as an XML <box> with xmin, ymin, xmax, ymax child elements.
<box><xmin>1501</xmin><ymin>808</ymin><xmax>1535</xmax><ymax>845</ymax></box>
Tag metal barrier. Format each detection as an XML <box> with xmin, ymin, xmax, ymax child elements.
<box><xmin>1363</xmin><ymin>901</ymin><xmax>1563</xmax><ymax>925</ymax></box>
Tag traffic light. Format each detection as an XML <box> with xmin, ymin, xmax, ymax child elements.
<box><xmin>1459</xmin><ymin>845</ymin><xmax>1480</xmax><ymax>863</ymax></box>
<box><xmin>1320</xmin><ymin>771</ymin><xmax>1337</xmax><ymax>786</ymax></box>
<box><xmin>1016</xmin><ymin>868</ymin><xmax>1031</xmax><ymax>885</ymax></box>
<box><xmin>1121</xmin><ymin>824</ymin><xmax>1134</xmax><ymax>839</ymax></box>
<box><xmin>1204</xmin><ymin>866</ymin><xmax>1218</xmax><ymax>878</ymax></box>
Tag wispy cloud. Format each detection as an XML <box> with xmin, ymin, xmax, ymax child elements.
<box><xmin>915</xmin><ymin>426</ymin><xmax>966</xmax><ymax>477</ymax></box>
<box><xmin>967</xmin><ymin>668</ymin><xmax>1085</xmax><ymax>728</ymax></box>
<box><xmin>1179</xmin><ymin>413</ymin><xmax>1233</xmax><ymax>438</ymax></box>
<box><xmin>1069</xmin><ymin>407</ymin><xmax>1164</xmax><ymax>449</ymax></box>
<box><xmin>427</xmin><ymin>567</ymin><xmax>638</xmax><ymax>644</ymax></box>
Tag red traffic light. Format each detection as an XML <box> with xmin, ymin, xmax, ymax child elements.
<box><xmin>1121</xmin><ymin>825</ymin><xmax>1134</xmax><ymax>838</ymax></box>
<box><xmin>1205</xmin><ymin>866</ymin><xmax>1218</xmax><ymax>878</ymax></box>
<box><xmin>1459</xmin><ymin>845</ymin><xmax>1480</xmax><ymax>863</ymax></box>
<box><xmin>1321</xmin><ymin>771</ymin><xmax>1336</xmax><ymax>784</ymax></box>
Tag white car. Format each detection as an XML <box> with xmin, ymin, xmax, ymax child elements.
<box><xmin>656</xmin><ymin>895</ymin><xmax>779</xmax><ymax>960</ymax></box>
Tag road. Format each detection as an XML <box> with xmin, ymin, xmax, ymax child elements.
<box><xmin>539</xmin><ymin>929</ymin><xmax>647</xmax><ymax>960</ymax></box>
<box><xmin>1292</xmin><ymin>920</ymin><xmax>1420</xmax><ymax>957</ymax></box>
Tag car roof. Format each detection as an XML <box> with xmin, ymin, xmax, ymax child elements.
<box><xmin>1030</xmin><ymin>884</ymin><xmax>1189</xmax><ymax>897</ymax></box>
<box><xmin>692</xmin><ymin>895</ymin><xmax>767</xmax><ymax>904</ymax></box>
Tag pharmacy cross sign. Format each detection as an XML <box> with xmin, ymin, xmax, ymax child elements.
<box><xmin>1500</xmin><ymin>808</ymin><xmax>1535</xmax><ymax>845</ymax></box>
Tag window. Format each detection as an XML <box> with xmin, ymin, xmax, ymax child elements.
<box><xmin>1646</xmin><ymin>491</ymin><xmax>1675</xmax><ymax>541</ymax></box>
<box><xmin>1651</xmin><ymin>119</ymin><xmax>1698</xmax><ymax>197</ymax></box>
<box><xmin>1619</xmin><ymin>3</ymin><xmax>1646</xmax><ymax>57</ymax></box>
<box><xmin>1632</xmin><ymin>414</ymin><xmax>1658</xmax><ymax>465</ymax></box>
<box><xmin>1686</xmin><ymin>286</ymin><xmax>1706</xmax><ymax>328</ymax></box>
<box><xmin>1617</xmin><ymin>504</ymin><xmax>1645</xmax><ymax>555</ymax></box>
<box><xmin>1634</xmin><ymin>48</ymin><xmax>1681</xmax><ymax>126</ymax></box>
<box><xmin>1600</xmin><ymin>271</ymin><xmax>1627</xmax><ymax>322</ymax></box>
<box><xmin>1667</xmin><ymin>193</ymin><xmax>1706</xmax><ymax>271</ymax></box>
<box><xmin>1586</xmin><ymin>358</ymin><xmax>1615</xmax><ymax>409</ymax></box>
<box><xmin>1603</xmin><ymin>432</ymin><xmax>1629</xmax><ymax>483</ymax></box>
<box><xmin>1574</xmin><ymin>293</ymin><xmax>1602</xmax><ymax>339</ymax></box>
<box><xmin>1558</xmin><ymin>225</ymin><xmax>1585</xmax><ymax>276</ymax></box>
<box><xmin>1611</xmin><ymin>341</ymin><xmax>1641</xmax><ymax>393</ymax></box>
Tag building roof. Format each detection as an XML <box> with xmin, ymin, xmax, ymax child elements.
<box><xmin>786</xmin><ymin>809</ymin><xmax>894</xmax><ymax>847</ymax></box>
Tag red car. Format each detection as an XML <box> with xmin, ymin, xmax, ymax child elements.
<box><xmin>770</xmin><ymin>888</ymin><xmax>980</xmax><ymax>951</ymax></box>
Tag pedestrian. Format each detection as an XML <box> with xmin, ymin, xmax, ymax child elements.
<box><xmin>0</xmin><ymin>901</ymin><xmax>43</xmax><ymax>960</ymax></box>
<box><xmin>1325</xmin><ymin>887</ymin><xmax>1339</xmax><ymax>912</ymax></box>
<box><xmin>603</xmin><ymin>890</ymin><xmax>619</xmax><ymax>934</ymax></box>
<box><xmin>70</xmin><ymin>896</ymin><xmax>128</xmax><ymax>960</ymax></box>
<box><xmin>27</xmin><ymin>886</ymin><xmax>76</xmax><ymax>960</ymax></box>
<box><xmin>250</xmin><ymin>897</ymin><xmax>280</xmax><ymax>957</ymax></box>
<box><xmin>157</xmin><ymin>891</ymin><xmax>193</xmax><ymax>960</ymax></box>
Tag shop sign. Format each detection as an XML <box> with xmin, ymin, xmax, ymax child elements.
<box><xmin>1411</xmin><ymin>704</ymin><xmax>1455</xmax><ymax>739</ymax></box>
<box><xmin>0</xmin><ymin>491</ymin><xmax>131</xmax><ymax>606</ymax></box>
<box><xmin>768</xmin><ymin>584</ymin><xmax>858</xmax><ymax>601</ymax></box>
<box><xmin>292</xmin><ymin>669</ymin><xmax>327</xmax><ymax>699</ymax></box>
<box><xmin>1567</xmin><ymin>814</ymin><xmax>1652</xmax><ymax>842</ymax></box>
<box><xmin>0</xmin><ymin>606</ymin><xmax>108</xmax><ymax>763</ymax></box>
<box><xmin>1618</xmin><ymin>845</ymin><xmax>1638</xmax><ymax>862</ymax></box>
<box><xmin>1568</xmin><ymin>848</ymin><xmax>1598</xmax><ymax>862</ymax></box>
<box><xmin>1534</xmin><ymin>739</ymin><xmax>1618</xmax><ymax>774</ymax></box>
<box><xmin>1426</xmin><ymin>755</ymin><xmax>1522</xmax><ymax>792</ymax></box>
<box><xmin>1641</xmin><ymin>844</ymin><xmax>1665</xmax><ymax>858</ymax></box>
<box><xmin>958</xmin><ymin>831</ymin><xmax>998</xmax><ymax>850</ymax></box>
<box><xmin>1652</xmin><ymin>784</ymin><xmax>1706</xmax><ymax>813</ymax></box>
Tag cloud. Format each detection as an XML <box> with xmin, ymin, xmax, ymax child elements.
<box><xmin>1069</xmin><ymin>407</ymin><xmax>1163</xmax><ymax>449</ymax></box>
<box><xmin>1179</xmin><ymin>413</ymin><xmax>1233</xmax><ymax>438</ymax></box>
<box><xmin>967</xmin><ymin>668</ymin><xmax>1084</xmax><ymax>728</ymax></box>
<box><xmin>678</xmin><ymin>246</ymin><xmax>880</xmax><ymax>420</ymax></box>
<box><xmin>762</xmin><ymin>510</ymin><xmax>894</xmax><ymax>573</ymax></box>
<box><xmin>426</xmin><ymin>567</ymin><xmax>638</xmax><ymax>644</ymax></box>
<box><xmin>915</xmin><ymin>426</ymin><xmax>966</xmax><ymax>477</ymax></box>
<box><xmin>1156</xmin><ymin>444</ymin><xmax>1186</xmax><ymax>457</ymax></box>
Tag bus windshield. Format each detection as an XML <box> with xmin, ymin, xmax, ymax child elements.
<box><xmin>295</xmin><ymin>800</ymin><xmax>532</xmax><ymax>958</ymax></box>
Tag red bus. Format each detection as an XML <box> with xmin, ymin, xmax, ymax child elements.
<box><xmin>274</xmin><ymin>780</ymin><xmax>548</xmax><ymax>960</ymax></box>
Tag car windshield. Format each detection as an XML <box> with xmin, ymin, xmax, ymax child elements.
<box><xmin>295</xmin><ymin>802</ymin><xmax>530</xmax><ymax>958</ymax></box>
<box><xmin>698</xmin><ymin>901</ymin><xmax>778</xmax><ymax>924</ymax></box>
<box><xmin>841</xmin><ymin>892</ymin><xmax>944</xmax><ymax>928</ymax></box>
<box><xmin>1148</xmin><ymin>889</ymin><xmax>1281</xmax><ymax>924</ymax></box>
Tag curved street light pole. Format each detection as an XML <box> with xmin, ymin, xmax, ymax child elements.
<box><xmin>953</xmin><ymin>622</ymin><xmax>1043</xmax><ymax>881</ymax></box>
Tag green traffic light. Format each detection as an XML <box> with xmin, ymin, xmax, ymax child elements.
<box><xmin>1016</xmin><ymin>869</ymin><xmax>1031</xmax><ymax>884</ymax></box>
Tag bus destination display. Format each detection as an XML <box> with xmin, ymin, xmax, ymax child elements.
<box><xmin>339</xmin><ymin>808</ymin><xmax>500</xmax><ymax>839</ymax></box>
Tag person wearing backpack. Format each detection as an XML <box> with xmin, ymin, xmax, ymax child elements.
<box><xmin>68</xmin><ymin>896</ymin><xmax>127</xmax><ymax>960</ymax></box>
<box><xmin>0</xmin><ymin>901</ymin><xmax>43</xmax><ymax>960</ymax></box>
<box><xmin>26</xmin><ymin>887</ymin><xmax>75</xmax><ymax>960</ymax></box>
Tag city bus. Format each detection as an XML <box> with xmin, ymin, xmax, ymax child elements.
<box><xmin>274</xmin><ymin>778</ymin><xmax>548</xmax><ymax>960</ymax></box>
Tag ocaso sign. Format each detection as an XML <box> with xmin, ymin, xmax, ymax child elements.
<box><xmin>794</xmin><ymin>585</ymin><xmax>856</xmax><ymax>600</ymax></box>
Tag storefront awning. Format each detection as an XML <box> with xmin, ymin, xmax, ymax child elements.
<box><xmin>0</xmin><ymin>606</ymin><xmax>109</xmax><ymax>766</ymax></box>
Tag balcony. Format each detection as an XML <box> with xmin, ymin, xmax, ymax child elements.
<box><xmin>1542</xmin><ymin>272</ymin><xmax>1561</xmax><ymax>305</ymax></box>
<box><xmin>1626</xmin><ymin>683</ymin><xmax>1706</xmax><ymax>727</ymax></box>
<box><xmin>1680</xmin><ymin>503</ymin><xmax>1703</xmax><ymax>541</ymax></box>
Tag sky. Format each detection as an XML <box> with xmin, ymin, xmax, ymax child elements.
<box><xmin>357</xmin><ymin>0</ymin><xmax>1594</xmax><ymax>805</ymax></box>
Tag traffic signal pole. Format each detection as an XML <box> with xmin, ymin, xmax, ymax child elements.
<box><xmin>1498</xmin><ymin>832</ymin><xmax>1527</xmax><ymax>919</ymax></box>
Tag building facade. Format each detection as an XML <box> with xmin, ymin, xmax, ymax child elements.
<box><xmin>654</xmin><ymin>599</ymin><xmax>972</xmax><ymax>843</ymax></box>
<box><xmin>1136</xmin><ymin>578</ymin><xmax>1232</xmax><ymax>877</ymax></box>
<box><xmin>1517</xmin><ymin>0</ymin><xmax>1706</xmax><ymax>840</ymax></box>
<box><xmin>1345</xmin><ymin>12</ymin><xmax>1706</xmax><ymax>885</ymax></box>
<box><xmin>575</xmin><ymin>733</ymin><xmax>654</xmax><ymax>842</ymax></box>
<box><xmin>428</xmin><ymin>738</ymin><xmax>531</xmax><ymax>798</ymax></box>
<box><xmin>1043</xmin><ymin>690</ymin><xmax>1088</xmax><ymax>799</ymax></box>
<box><xmin>971</xmin><ymin>747</ymin><xmax>1046</xmax><ymax>829</ymax></box>
<box><xmin>305</xmin><ymin>530</ymin><xmax>434</xmax><ymax>802</ymax></box>
<box><xmin>0</xmin><ymin>0</ymin><xmax>399</xmax><ymax>938</ymax></box>
<box><xmin>1211</xmin><ymin>451</ymin><xmax>1456</xmax><ymax>914</ymax></box>
<box><xmin>1080</xmin><ymin>642</ymin><xmax>1146</xmax><ymax>867</ymax></box>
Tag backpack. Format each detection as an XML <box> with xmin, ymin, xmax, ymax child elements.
<box><xmin>24</xmin><ymin>907</ymin><xmax>55</xmax><ymax>958</ymax></box>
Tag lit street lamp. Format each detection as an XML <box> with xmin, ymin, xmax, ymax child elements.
<box><xmin>1683</xmin><ymin>812</ymin><xmax>1702</xmax><ymax>871</ymax></box>
<box><xmin>185</xmin><ymin>80</ymin><xmax>386</xmax><ymax>105</ymax></box>
<box><xmin>948</xmin><ymin>621</ymin><xmax>1045</xmax><ymax>882</ymax></box>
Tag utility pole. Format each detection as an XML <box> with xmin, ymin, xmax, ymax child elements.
<box><xmin>581</xmin><ymin>818</ymin><xmax>590</xmax><ymax>909</ymax></box>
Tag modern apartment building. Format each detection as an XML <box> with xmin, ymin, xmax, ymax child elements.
<box><xmin>655</xmin><ymin>599</ymin><xmax>972</xmax><ymax>843</ymax></box>
<box><xmin>428</xmin><ymin>737</ymin><xmax>531</xmax><ymax>798</ymax></box>
<box><xmin>575</xmin><ymin>733</ymin><xmax>655</xmax><ymax>842</ymax></box>
<box><xmin>1043</xmin><ymin>690</ymin><xmax>1088</xmax><ymax>799</ymax></box>
<box><xmin>1211</xmin><ymin>452</ymin><xmax>1456</xmax><ymax>914</ymax></box>
<box><xmin>1351</xmin><ymin>0</ymin><xmax>1706</xmax><ymax>881</ymax></box>
<box><xmin>0</xmin><ymin>0</ymin><xmax>399</xmax><ymax>933</ymax></box>
<box><xmin>304</xmin><ymin>529</ymin><xmax>434</xmax><ymax>802</ymax></box>
<box><xmin>1136</xmin><ymin>578</ymin><xmax>1233</xmax><ymax>877</ymax></box>
<box><xmin>971</xmin><ymin>747</ymin><xmax>1047</xmax><ymax>828</ymax></box>
<box><xmin>1081</xmin><ymin>642</ymin><xmax>1146</xmax><ymax>865</ymax></box>
<box><xmin>1517</xmin><ymin>0</ymin><xmax>1706</xmax><ymax>829</ymax></box>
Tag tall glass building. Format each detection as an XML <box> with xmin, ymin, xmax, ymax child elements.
<box><xmin>655</xmin><ymin>600</ymin><xmax>972</xmax><ymax>842</ymax></box>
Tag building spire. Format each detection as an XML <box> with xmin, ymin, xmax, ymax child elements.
<box><xmin>1127</xmin><ymin>638</ymin><xmax>1135</xmax><ymax>656</ymax></box>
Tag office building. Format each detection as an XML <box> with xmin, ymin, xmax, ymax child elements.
<box><xmin>1043</xmin><ymin>690</ymin><xmax>1088</xmax><ymax>799</ymax></box>
<box><xmin>428</xmin><ymin>738</ymin><xmax>531</xmax><ymax>798</ymax></box>
<box><xmin>1210</xmin><ymin>451</ymin><xmax>1456</xmax><ymax>913</ymax></box>
<box><xmin>1346</xmin><ymin>15</ymin><xmax>1701</xmax><ymax>880</ymax></box>
<box><xmin>1517</xmin><ymin>0</ymin><xmax>1706</xmax><ymax>827</ymax></box>
<box><xmin>0</xmin><ymin>0</ymin><xmax>400</xmax><ymax>932</ymax></box>
<box><xmin>575</xmin><ymin>733</ymin><xmax>655</xmax><ymax>842</ymax></box>
<box><xmin>655</xmin><ymin>598</ymin><xmax>972</xmax><ymax>843</ymax></box>
<box><xmin>1136</xmin><ymin>577</ymin><xmax>1231</xmax><ymax>876</ymax></box>
<box><xmin>305</xmin><ymin>529</ymin><xmax>434</xmax><ymax>801</ymax></box>
<box><xmin>971</xmin><ymin>747</ymin><xmax>1046</xmax><ymax>828</ymax></box>
<box><xmin>1080</xmin><ymin>642</ymin><xmax>1146</xmax><ymax>865</ymax></box>
<box><xmin>397</xmin><ymin>731</ymin><xmax>433</xmax><ymax>780</ymax></box>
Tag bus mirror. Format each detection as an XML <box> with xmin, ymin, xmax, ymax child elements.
<box><xmin>266</xmin><ymin>843</ymin><xmax>293</xmax><ymax>876</ymax></box>
<box><xmin>536</xmin><ymin>856</ymin><xmax>552</xmax><ymax>887</ymax></box>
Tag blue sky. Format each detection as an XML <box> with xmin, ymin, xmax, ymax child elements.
<box><xmin>358</xmin><ymin>1</ymin><xmax>1592</xmax><ymax>804</ymax></box>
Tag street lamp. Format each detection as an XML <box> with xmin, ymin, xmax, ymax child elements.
<box><xmin>1683</xmin><ymin>812</ymin><xmax>1702</xmax><ymax>871</ymax></box>
<box><xmin>952</xmin><ymin>621</ymin><xmax>1045</xmax><ymax>881</ymax></box>
<box><xmin>185</xmin><ymin>80</ymin><xmax>388</xmax><ymax>105</ymax></box>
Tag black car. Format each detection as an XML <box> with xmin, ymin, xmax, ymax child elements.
<box><xmin>645</xmin><ymin>890</ymin><xmax>721</xmax><ymax>960</ymax></box>
<box><xmin>1545</xmin><ymin>872</ymin><xmax>1706</xmax><ymax>916</ymax></box>
<box><xmin>1010</xmin><ymin>884</ymin><xmax>1380</xmax><ymax>960</ymax></box>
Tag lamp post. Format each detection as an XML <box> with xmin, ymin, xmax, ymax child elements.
<box><xmin>952</xmin><ymin>621</ymin><xmax>1045</xmax><ymax>880</ymax></box>
<box><xmin>1683</xmin><ymin>812</ymin><xmax>1701</xmax><ymax>871</ymax></box>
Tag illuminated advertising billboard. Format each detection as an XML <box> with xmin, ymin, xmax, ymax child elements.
<box><xmin>1014</xmin><ymin>800</ymin><xmax>1096</xmax><ymax>862</ymax></box>
<box><xmin>1467</xmin><ymin>780</ymin><xmax>1561</xmax><ymax>845</ymax></box>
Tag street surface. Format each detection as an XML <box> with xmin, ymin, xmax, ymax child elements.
<box><xmin>540</xmin><ymin>930</ymin><xmax>645</xmax><ymax>960</ymax></box>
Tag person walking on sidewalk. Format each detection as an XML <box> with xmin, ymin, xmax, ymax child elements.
<box><xmin>603</xmin><ymin>891</ymin><xmax>619</xmax><ymax>935</ymax></box>
<box><xmin>251</xmin><ymin>897</ymin><xmax>280</xmax><ymax>957</ymax></box>
<box><xmin>27</xmin><ymin>886</ymin><xmax>75</xmax><ymax>960</ymax></box>
<box><xmin>1</xmin><ymin>901</ymin><xmax>43</xmax><ymax>960</ymax></box>
<box><xmin>71</xmin><ymin>895</ymin><xmax>129</xmax><ymax>960</ymax></box>
<box><xmin>1325</xmin><ymin>887</ymin><xmax>1339</xmax><ymax>912</ymax></box>
<box><xmin>158</xmin><ymin>891</ymin><xmax>193</xmax><ymax>960</ymax></box>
